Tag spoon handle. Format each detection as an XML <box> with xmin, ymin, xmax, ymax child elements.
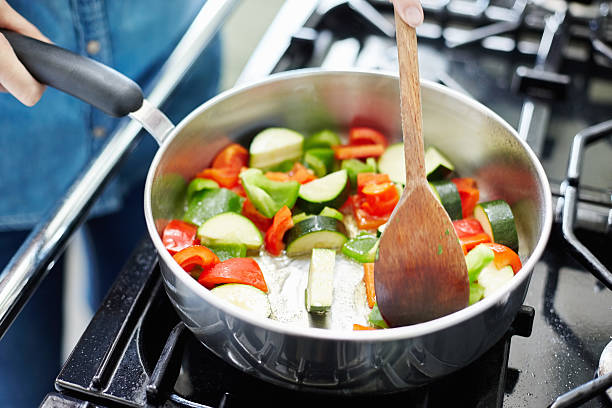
<box><xmin>394</xmin><ymin>12</ymin><xmax>425</xmax><ymax>187</ymax></box>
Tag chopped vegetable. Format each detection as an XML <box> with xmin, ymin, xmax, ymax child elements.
<box><xmin>303</xmin><ymin>129</ymin><xmax>341</xmax><ymax>149</ymax></box>
<box><xmin>333</xmin><ymin>144</ymin><xmax>385</xmax><ymax>160</ymax></box>
<box><xmin>377</xmin><ymin>143</ymin><xmax>405</xmax><ymax>185</ymax></box>
<box><xmin>240</xmin><ymin>168</ymin><xmax>300</xmax><ymax>218</ymax></box>
<box><xmin>352</xmin><ymin>194</ymin><xmax>391</xmax><ymax>230</ymax></box>
<box><xmin>469</xmin><ymin>282</ymin><xmax>485</xmax><ymax>305</ymax></box>
<box><xmin>208</xmin><ymin>243</ymin><xmax>247</xmax><ymax>261</ymax></box>
<box><xmin>284</xmin><ymin>216</ymin><xmax>348</xmax><ymax>256</ymax></box>
<box><xmin>162</xmin><ymin>220</ymin><xmax>199</xmax><ymax>255</ymax></box>
<box><xmin>287</xmin><ymin>162</ymin><xmax>317</xmax><ymax>184</ymax></box>
<box><xmin>211</xmin><ymin>143</ymin><xmax>249</xmax><ymax>170</ymax></box>
<box><xmin>210</xmin><ymin>284</ymin><xmax>271</xmax><ymax>318</ymax></box>
<box><xmin>459</xmin><ymin>232</ymin><xmax>491</xmax><ymax>255</ymax></box>
<box><xmin>363</xmin><ymin>263</ymin><xmax>376</xmax><ymax>308</ymax></box>
<box><xmin>481</xmin><ymin>242</ymin><xmax>522</xmax><ymax>274</ymax></box>
<box><xmin>186</xmin><ymin>178</ymin><xmax>219</xmax><ymax>201</ymax></box>
<box><xmin>465</xmin><ymin>244</ymin><xmax>495</xmax><ymax>283</ymax></box>
<box><xmin>368</xmin><ymin>303</ymin><xmax>389</xmax><ymax>329</ymax></box>
<box><xmin>477</xmin><ymin>262</ymin><xmax>514</xmax><ymax>297</ymax></box>
<box><xmin>304</xmin><ymin>148</ymin><xmax>335</xmax><ymax>177</ymax></box>
<box><xmin>425</xmin><ymin>146</ymin><xmax>454</xmax><ymax>180</ymax></box>
<box><xmin>249</xmin><ymin>127</ymin><xmax>304</xmax><ymax>170</ymax></box>
<box><xmin>183</xmin><ymin>188</ymin><xmax>244</xmax><ymax>226</ymax></box>
<box><xmin>452</xmin><ymin>178</ymin><xmax>480</xmax><ymax>218</ymax></box>
<box><xmin>305</xmin><ymin>248</ymin><xmax>336</xmax><ymax>313</ymax></box>
<box><xmin>265</xmin><ymin>206</ymin><xmax>294</xmax><ymax>256</ymax></box>
<box><xmin>291</xmin><ymin>212</ymin><xmax>313</xmax><ymax>224</ymax></box>
<box><xmin>349</xmin><ymin>127</ymin><xmax>388</xmax><ymax>147</ymax></box>
<box><xmin>341</xmin><ymin>158</ymin><xmax>376</xmax><ymax>190</ymax></box>
<box><xmin>342</xmin><ymin>235</ymin><xmax>378</xmax><ymax>263</ymax></box>
<box><xmin>319</xmin><ymin>206</ymin><xmax>343</xmax><ymax>221</ymax></box>
<box><xmin>265</xmin><ymin>172</ymin><xmax>290</xmax><ymax>182</ymax></box>
<box><xmin>356</xmin><ymin>173</ymin><xmax>391</xmax><ymax>194</ymax></box>
<box><xmin>173</xmin><ymin>245</ymin><xmax>220</xmax><ymax>278</ymax></box>
<box><xmin>429</xmin><ymin>180</ymin><xmax>462</xmax><ymax>221</ymax></box>
<box><xmin>453</xmin><ymin>218</ymin><xmax>485</xmax><ymax>238</ymax></box>
<box><xmin>297</xmin><ymin>169</ymin><xmax>349</xmax><ymax>213</ymax></box>
<box><xmin>196</xmin><ymin>167</ymin><xmax>241</xmax><ymax>188</ymax></box>
<box><xmin>473</xmin><ymin>199</ymin><xmax>518</xmax><ymax>252</ymax></box>
<box><xmin>242</xmin><ymin>198</ymin><xmax>273</xmax><ymax>232</ymax></box>
<box><xmin>353</xmin><ymin>324</ymin><xmax>375</xmax><ymax>330</ymax></box>
<box><xmin>198</xmin><ymin>212</ymin><xmax>263</xmax><ymax>250</ymax></box>
<box><xmin>198</xmin><ymin>257</ymin><xmax>268</xmax><ymax>292</ymax></box>
<box><xmin>361</xmin><ymin>181</ymin><xmax>399</xmax><ymax>217</ymax></box>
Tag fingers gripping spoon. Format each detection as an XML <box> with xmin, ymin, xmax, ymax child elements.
<box><xmin>373</xmin><ymin>12</ymin><xmax>469</xmax><ymax>327</ymax></box>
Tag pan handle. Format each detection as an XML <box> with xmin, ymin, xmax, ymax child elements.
<box><xmin>0</xmin><ymin>29</ymin><xmax>144</xmax><ymax>118</ymax></box>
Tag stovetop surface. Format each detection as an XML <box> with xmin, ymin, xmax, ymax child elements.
<box><xmin>44</xmin><ymin>0</ymin><xmax>612</xmax><ymax>406</ymax></box>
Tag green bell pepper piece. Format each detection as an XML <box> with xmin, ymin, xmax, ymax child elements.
<box><xmin>341</xmin><ymin>158</ymin><xmax>376</xmax><ymax>190</ymax></box>
<box><xmin>365</xmin><ymin>157</ymin><xmax>377</xmax><ymax>173</ymax></box>
<box><xmin>208</xmin><ymin>243</ymin><xmax>247</xmax><ymax>261</ymax></box>
<box><xmin>368</xmin><ymin>303</ymin><xmax>389</xmax><ymax>329</ymax></box>
<box><xmin>183</xmin><ymin>188</ymin><xmax>244</xmax><ymax>226</ymax></box>
<box><xmin>240</xmin><ymin>168</ymin><xmax>300</xmax><ymax>218</ymax></box>
<box><xmin>319</xmin><ymin>206</ymin><xmax>343</xmax><ymax>221</ymax></box>
<box><xmin>342</xmin><ymin>234</ymin><xmax>378</xmax><ymax>263</ymax></box>
<box><xmin>267</xmin><ymin>159</ymin><xmax>296</xmax><ymax>172</ymax></box>
<box><xmin>465</xmin><ymin>244</ymin><xmax>495</xmax><ymax>283</ymax></box>
<box><xmin>304</xmin><ymin>148</ymin><xmax>335</xmax><ymax>177</ymax></box>
<box><xmin>304</xmin><ymin>129</ymin><xmax>341</xmax><ymax>149</ymax></box>
<box><xmin>186</xmin><ymin>178</ymin><xmax>219</xmax><ymax>201</ymax></box>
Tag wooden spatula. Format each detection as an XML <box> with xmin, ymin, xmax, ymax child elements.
<box><xmin>373</xmin><ymin>11</ymin><xmax>469</xmax><ymax>327</ymax></box>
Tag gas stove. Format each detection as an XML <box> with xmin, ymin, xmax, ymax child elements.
<box><xmin>42</xmin><ymin>0</ymin><xmax>612</xmax><ymax>407</ymax></box>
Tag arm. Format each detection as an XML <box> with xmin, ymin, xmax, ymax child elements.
<box><xmin>0</xmin><ymin>0</ymin><xmax>49</xmax><ymax>106</ymax></box>
<box><xmin>390</xmin><ymin>0</ymin><xmax>424</xmax><ymax>27</ymax></box>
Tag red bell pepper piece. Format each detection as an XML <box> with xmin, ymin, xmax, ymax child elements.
<box><xmin>482</xmin><ymin>243</ymin><xmax>522</xmax><ymax>274</ymax></box>
<box><xmin>363</xmin><ymin>263</ymin><xmax>376</xmax><ymax>308</ymax></box>
<box><xmin>453</xmin><ymin>218</ymin><xmax>485</xmax><ymax>238</ymax></box>
<box><xmin>265</xmin><ymin>172</ymin><xmax>291</xmax><ymax>182</ymax></box>
<box><xmin>460</xmin><ymin>233</ymin><xmax>491</xmax><ymax>255</ymax></box>
<box><xmin>452</xmin><ymin>178</ymin><xmax>480</xmax><ymax>218</ymax></box>
<box><xmin>242</xmin><ymin>198</ymin><xmax>273</xmax><ymax>232</ymax></box>
<box><xmin>198</xmin><ymin>257</ymin><xmax>268</xmax><ymax>292</ymax></box>
<box><xmin>212</xmin><ymin>143</ymin><xmax>248</xmax><ymax>170</ymax></box>
<box><xmin>353</xmin><ymin>324</ymin><xmax>376</xmax><ymax>330</ymax></box>
<box><xmin>162</xmin><ymin>220</ymin><xmax>199</xmax><ymax>255</ymax></box>
<box><xmin>348</xmin><ymin>127</ymin><xmax>388</xmax><ymax>147</ymax></box>
<box><xmin>352</xmin><ymin>195</ymin><xmax>390</xmax><ymax>230</ymax></box>
<box><xmin>361</xmin><ymin>182</ymin><xmax>399</xmax><ymax>216</ymax></box>
<box><xmin>333</xmin><ymin>144</ymin><xmax>385</xmax><ymax>160</ymax></box>
<box><xmin>265</xmin><ymin>206</ymin><xmax>294</xmax><ymax>256</ymax></box>
<box><xmin>230</xmin><ymin>182</ymin><xmax>246</xmax><ymax>197</ymax></box>
<box><xmin>173</xmin><ymin>245</ymin><xmax>220</xmax><ymax>274</ymax></box>
<box><xmin>356</xmin><ymin>173</ymin><xmax>391</xmax><ymax>194</ymax></box>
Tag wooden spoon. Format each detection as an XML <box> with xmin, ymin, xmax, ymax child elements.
<box><xmin>373</xmin><ymin>12</ymin><xmax>469</xmax><ymax>327</ymax></box>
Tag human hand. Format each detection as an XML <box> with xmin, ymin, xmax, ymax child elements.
<box><xmin>390</xmin><ymin>0</ymin><xmax>424</xmax><ymax>28</ymax></box>
<box><xmin>0</xmin><ymin>0</ymin><xmax>50</xmax><ymax>106</ymax></box>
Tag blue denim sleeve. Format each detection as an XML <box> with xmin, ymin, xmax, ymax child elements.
<box><xmin>0</xmin><ymin>0</ymin><xmax>221</xmax><ymax>230</ymax></box>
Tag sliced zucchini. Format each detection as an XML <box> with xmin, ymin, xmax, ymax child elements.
<box><xmin>292</xmin><ymin>212</ymin><xmax>313</xmax><ymax>224</ymax></box>
<box><xmin>473</xmin><ymin>200</ymin><xmax>519</xmax><ymax>252</ymax></box>
<box><xmin>341</xmin><ymin>158</ymin><xmax>376</xmax><ymax>191</ymax></box>
<box><xmin>284</xmin><ymin>216</ymin><xmax>348</xmax><ymax>256</ymax></box>
<box><xmin>429</xmin><ymin>180</ymin><xmax>462</xmax><ymax>220</ymax></box>
<box><xmin>424</xmin><ymin>146</ymin><xmax>454</xmax><ymax>181</ymax></box>
<box><xmin>210</xmin><ymin>284</ymin><xmax>271</xmax><ymax>318</ymax></box>
<box><xmin>377</xmin><ymin>222</ymin><xmax>387</xmax><ymax>238</ymax></box>
<box><xmin>469</xmin><ymin>282</ymin><xmax>485</xmax><ymax>305</ymax></box>
<box><xmin>377</xmin><ymin>143</ymin><xmax>405</xmax><ymax>185</ymax></box>
<box><xmin>297</xmin><ymin>169</ymin><xmax>349</xmax><ymax>213</ymax></box>
<box><xmin>305</xmin><ymin>248</ymin><xmax>336</xmax><ymax>313</ymax></box>
<box><xmin>304</xmin><ymin>129</ymin><xmax>341</xmax><ymax>149</ymax></box>
<box><xmin>365</xmin><ymin>157</ymin><xmax>377</xmax><ymax>173</ymax></box>
<box><xmin>198</xmin><ymin>212</ymin><xmax>263</xmax><ymax>250</ymax></box>
<box><xmin>319</xmin><ymin>206</ymin><xmax>343</xmax><ymax>221</ymax></box>
<box><xmin>249</xmin><ymin>127</ymin><xmax>304</xmax><ymax>170</ymax></box>
<box><xmin>368</xmin><ymin>303</ymin><xmax>389</xmax><ymax>329</ymax></box>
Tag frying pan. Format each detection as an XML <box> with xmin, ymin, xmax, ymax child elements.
<box><xmin>0</xmin><ymin>29</ymin><xmax>552</xmax><ymax>393</ymax></box>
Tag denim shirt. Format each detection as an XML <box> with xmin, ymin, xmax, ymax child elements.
<box><xmin>0</xmin><ymin>0</ymin><xmax>221</xmax><ymax>230</ymax></box>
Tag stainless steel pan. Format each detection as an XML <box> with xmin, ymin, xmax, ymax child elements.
<box><xmin>0</xmin><ymin>29</ymin><xmax>553</xmax><ymax>394</ymax></box>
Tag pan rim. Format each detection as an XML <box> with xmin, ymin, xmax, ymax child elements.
<box><xmin>144</xmin><ymin>68</ymin><xmax>553</xmax><ymax>342</ymax></box>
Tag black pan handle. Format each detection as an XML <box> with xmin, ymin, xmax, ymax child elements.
<box><xmin>0</xmin><ymin>29</ymin><xmax>143</xmax><ymax>117</ymax></box>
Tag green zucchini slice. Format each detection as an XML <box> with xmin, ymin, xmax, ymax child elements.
<box><xmin>210</xmin><ymin>284</ymin><xmax>271</xmax><ymax>318</ymax></box>
<box><xmin>197</xmin><ymin>212</ymin><xmax>263</xmax><ymax>250</ymax></box>
<box><xmin>297</xmin><ymin>169</ymin><xmax>349</xmax><ymax>213</ymax></box>
<box><xmin>473</xmin><ymin>200</ymin><xmax>519</xmax><ymax>252</ymax></box>
<box><xmin>305</xmin><ymin>248</ymin><xmax>336</xmax><ymax>313</ymax></box>
<box><xmin>284</xmin><ymin>216</ymin><xmax>348</xmax><ymax>256</ymax></box>
<box><xmin>429</xmin><ymin>180</ymin><xmax>462</xmax><ymax>220</ymax></box>
<box><xmin>377</xmin><ymin>143</ymin><xmax>405</xmax><ymax>185</ymax></box>
<box><xmin>424</xmin><ymin>146</ymin><xmax>455</xmax><ymax>180</ymax></box>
